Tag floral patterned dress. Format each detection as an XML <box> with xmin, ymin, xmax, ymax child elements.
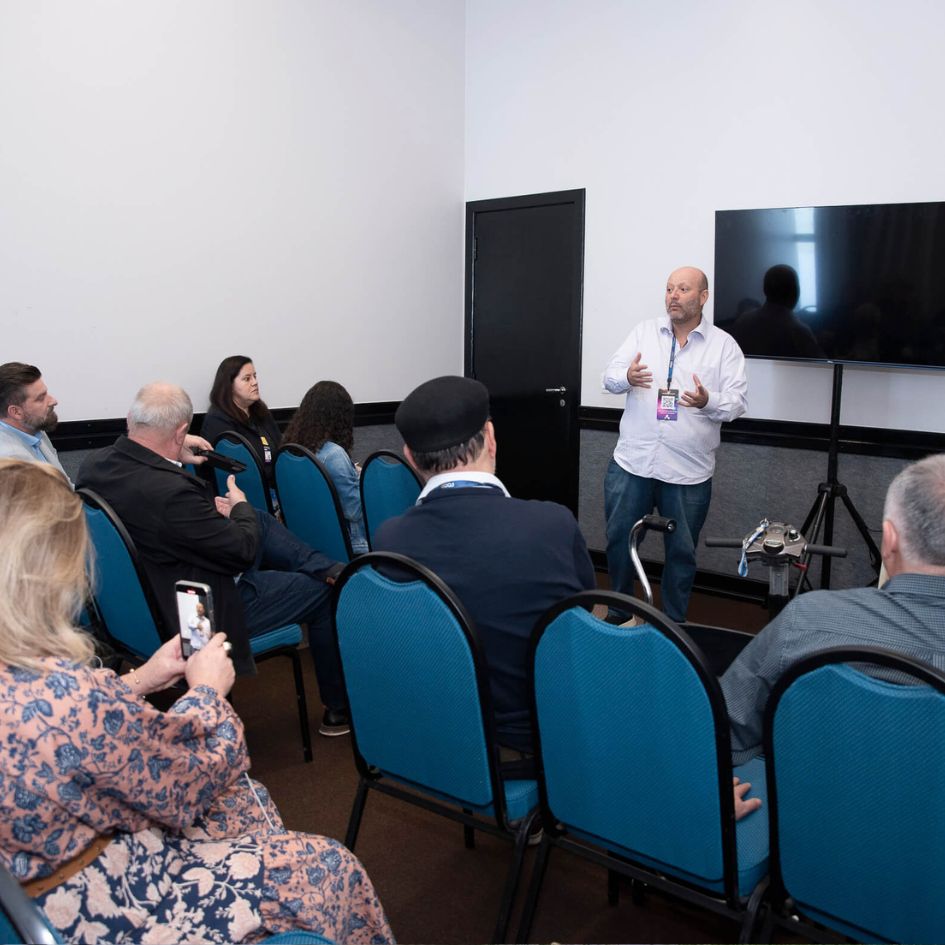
<box><xmin>0</xmin><ymin>659</ymin><xmax>393</xmax><ymax>944</ymax></box>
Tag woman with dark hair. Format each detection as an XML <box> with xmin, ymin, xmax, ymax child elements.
<box><xmin>283</xmin><ymin>381</ymin><xmax>368</xmax><ymax>554</ymax></box>
<box><xmin>0</xmin><ymin>459</ymin><xmax>393</xmax><ymax>943</ymax></box>
<box><xmin>201</xmin><ymin>356</ymin><xmax>282</xmax><ymax>482</ymax></box>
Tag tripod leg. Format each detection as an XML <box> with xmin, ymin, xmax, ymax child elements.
<box><xmin>799</xmin><ymin>485</ymin><xmax>828</xmax><ymax>539</ymax></box>
<box><xmin>797</xmin><ymin>489</ymin><xmax>829</xmax><ymax>594</ymax></box>
<box><xmin>839</xmin><ymin>490</ymin><xmax>883</xmax><ymax>576</ymax></box>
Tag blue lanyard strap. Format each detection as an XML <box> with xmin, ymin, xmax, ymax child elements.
<box><xmin>424</xmin><ymin>480</ymin><xmax>503</xmax><ymax>500</ymax></box>
<box><xmin>667</xmin><ymin>334</ymin><xmax>677</xmax><ymax>388</ymax></box>
<box><xmin>738</xmin><ymin>520</ymin><xmax>769</xmax><ymax>577</ymax></box>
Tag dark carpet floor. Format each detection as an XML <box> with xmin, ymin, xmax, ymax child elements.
<box><xmin>230</xmin><ymin>586</ymin><xmax>798</xmax><ymax>945</ymax></box>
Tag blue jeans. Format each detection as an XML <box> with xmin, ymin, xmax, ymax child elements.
<box><xmin>237</xmin><ymin>511</ymin><xmax>345</xmax><ymax>711</ymax></box>
<box><xmin>603</xmin><ymin>459</ymin><xmax>712</xmax><ymax>622</ymax></box>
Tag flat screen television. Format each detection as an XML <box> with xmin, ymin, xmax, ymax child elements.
<box><xmin>714</xmin><ymin>201</ymin><xmax>945</xmax><ymax>369</ymax></box>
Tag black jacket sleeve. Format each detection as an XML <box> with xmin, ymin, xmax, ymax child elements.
<box><xmin>159</xmin><ymin>490</ymin><xmax>259</xmax><ymax>575</ymax></box>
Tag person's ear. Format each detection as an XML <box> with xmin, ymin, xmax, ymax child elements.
<box><xmin>175</xmin><ymin>422</ymin><xmax>189</xmax><ymax>446</ymax></box>
<box><xmin>403</xmin><ymin>445</ymin><xmax>418</xmax><ymax>471</ymax></box>
<box><xmin>484</xmin><ymin>420</ymin><xmax>497</xmax><ymax>458</ymax></box>
<box><xmin>881</xmin><ymin>519</ymin><xmax>899</xmax><ymax>562</ymax></box>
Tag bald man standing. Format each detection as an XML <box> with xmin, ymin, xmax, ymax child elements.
<box><xmin>602</xmin><ymin>267</ymin><xmax>747</xmax><ymax>622</ymax></box>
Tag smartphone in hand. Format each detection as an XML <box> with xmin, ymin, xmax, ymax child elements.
<box><xmin>175</xmin><ymin>581</ymin><xmax>216</xmax><ymax>658</ymax></box>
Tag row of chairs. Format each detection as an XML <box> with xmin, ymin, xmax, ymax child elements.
<box><xmin>77</xmin><ymin>441</ymin><xmax>420</xmax><ymax>765</ymax></box>
<box><xmin>212</xmin><ymin>433</ymin><xmax>422</xmax><ymax>558</ymax></box>
<box><xmin>80</xmin><ymin>488</ymin><xmax>317</xmax><ymax>762</ymax></box>
<box><xmin>331</xmin><ymin>553</ymin><xmax>945</xmax><ymax>944</ymax></box>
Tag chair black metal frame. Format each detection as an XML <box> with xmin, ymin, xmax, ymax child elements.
<box><xmin>761</xmin><ymin>645</ymin><xmax>945</xmax><ymax>944</ymax></box>
<box><xmin>0</xmin><ymin>861</ymin><xmax>59</xmax><ymax>944</ymax></box>
<box><xmin>358</xmin><ymin>449</ymin><xmax>422</xmax><ymax>548</ymax></box>
<box><xmin>212</xmin><ymin>429</ymin><xmax>275</xmax><ymax>515</ymax></box>
<box><xmin>275</xmin><ymin>443</ymin><xmax>354</xmax><ymax>562</ymax></box>
<box><xmin>517</xmin><ymin>589</ymin><xmax>767</xmax><ymax>944</ymax></box>
<box><xmin>332</xmin><ymin>552</ymin><xmax>538</xmax><ymax>944</ymax></box>
<box><xmin>78</xmin><ymin>488</ymin><xmax>313</xmax><ymax>763</ymax></box>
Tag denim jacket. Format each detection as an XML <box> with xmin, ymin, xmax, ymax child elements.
<box><xmin>316</xmin><ymin>440</ymin><xmax>368</xmax><ymax>554</ymax></box>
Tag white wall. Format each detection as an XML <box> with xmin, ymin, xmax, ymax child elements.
<box><xmin>0</xmin><ymin>0</ymin><xmax>466</xmax><ymax>421</ymax></box>
<box><xmin>465</xmin><ymin>0</ymin><xmax>945</xmax><ymax>432</ymax></box>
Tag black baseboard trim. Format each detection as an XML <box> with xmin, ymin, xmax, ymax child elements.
<box><xmin>50</xmin><ymin>402</ymin><xmax>401</xmax><ymax>452</ymax></box>
<box><xmin>589</xmin><ymin>548</ymin><xmax>768</xmax><ymax>606</ymax></box>
<box><xmin>52</xmin><ymin>401</ymin><xmax>943</xmax><ymax>460</ymax></box>
<box><xmin>581</xmin><ymin>406</ymin><xmax>945</xmax><ymax>460</ymax></box>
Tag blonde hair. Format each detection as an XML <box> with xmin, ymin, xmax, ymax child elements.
<box><xmin>0</xmin><ymin>460</ymin><xmax>96</xmax><ymax>669</ymax></box>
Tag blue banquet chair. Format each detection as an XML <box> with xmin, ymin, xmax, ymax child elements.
<box><xmin>358</xmin><ymin>450</ymin><xmax>421</xmax><ymax>549</ymax></box>
<box><xmin>212</xmin><ymin>430</ymin><xmax>275</xmax><ymax>515</ymax></box>
<box><xmin>761</xmin><ymin>645</ymin><xmax>945</xmax><ymax>944</ymax></box>
<box><xmin>332</xmin><ymin>552</ymin><xmax>539</xmax><ymax>943</ymax></box>
<box><xmin>517</xmin><ymin>589</ymin><xmax>768</xmax><ymax>943</ymax></box>
<box><xmin>0</xmin><ymin>861</ymin><xmax>61</xmax><ymax>944</ymax></box>
<box><xmin>275</xmin><ymin>444</ymin><xmax>353</xmax><ymax>563</ymax></box>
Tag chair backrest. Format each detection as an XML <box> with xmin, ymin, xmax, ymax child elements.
<box><xmin>764</xmin><ymin>646</ymin><xmax>945</xmax><ymax>944</ymax></box>
<box><xmin>0</xmin><ymin>861</ymin><xmax>62</xmax><ymax>944</ymax></box>
<box><xmin>212</xmin><ymin>430</ymin><xmax>273</xmax><ymax>515</ymax></box>
<box><xmin>78</xmin><ymin>489</ymin><xmax>166</xmax><ymax>660</ymax></box>
<box><xmin>333</xmin><ymin>553</ymin><xmax>505</xmax><ymax>817</ymax></box>
<box><xmin>359</xmin><ymin>450</ymin><xmax>422</xmax><ymax>549</ymax></box>
<box><xmin>530</xmin><ymin>590</ymin><xmax>739</xmax><ymax>898</ymax></box>
<box><xmin>276</xmin><ymin>444</ymin><xmax>354</xmax><ymax>562</ymax></box>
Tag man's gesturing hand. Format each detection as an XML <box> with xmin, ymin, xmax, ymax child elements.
<box><xmin>680</xmin><ymin>373</ymin><xmax>709</xmax><ymax>408</ymax></box>
<box><xmin>626</xmin><ymin>352</ymin><xmax>653</xmax><ymax>389</ymax></box>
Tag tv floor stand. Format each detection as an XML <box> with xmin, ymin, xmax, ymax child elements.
<box><xmin>798</xmin><ymin>363</ymin><xmax>883</xmax><ymax>590</ymax></box>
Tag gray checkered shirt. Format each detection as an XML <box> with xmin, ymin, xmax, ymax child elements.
<box><xmin>721</xmin><ymin>573</ymin><xmax>945</xmax><ymax>764</ymax></box>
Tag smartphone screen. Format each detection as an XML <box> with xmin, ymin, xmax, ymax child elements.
<box><xmin>175</xmin><ymin>581</ymin><xmax>215</xmax><ymax>658</ymax></box>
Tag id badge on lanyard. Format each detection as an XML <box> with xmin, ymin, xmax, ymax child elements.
<box><xmin>657</xmin><ymin>334</ymin><xmax>679</xmax><ymax>421</ymax></box>
<box><xmin>260</xmin><ymin>435</ymin><xmax>272</xmax><ymax>464</ymax></box>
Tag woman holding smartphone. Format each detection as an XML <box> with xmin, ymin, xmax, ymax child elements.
<box><xmin>0</xmin><ymin>460</ymin><xmax>392</xmax><ymax>944</ymax></box>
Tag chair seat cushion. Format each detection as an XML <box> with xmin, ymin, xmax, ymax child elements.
<box><xmin>566</xmin><ymin>757</ymin><xmax>768</xmax><ymax>899</ymax></box>
<box><xmin>249</xmin><ymin>624</ymin><xmax>303</xmax><ymax>654</ymax></box>
<box><xmin>380</xmin><ymin>770</ymin><xmax>538</xmax><ymax>826</ymax></box>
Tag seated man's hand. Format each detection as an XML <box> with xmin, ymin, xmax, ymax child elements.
<box><xmin>182</xmin><ymin>434</ymin><xmax>213</xmax><ymax>465</ymax></box>
<box><xmin>323</xmin><ymin>562</ymin><xmax>345</xmax><ymax>586</ymax></box>
<box><xmin>733</xmin><ymin>776</ymin><xmax>762</xmax><ymax>820</ymax></box>
<box><xmin>215</xmin><ymin>474</ymin><xmax>248</xmax><ymax>518</ymax></box>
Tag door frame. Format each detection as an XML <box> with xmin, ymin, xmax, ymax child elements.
<box><xmin>464</xmin><ymin>188</ymin><xmax>586</xmax><ymax>511</ymax></box>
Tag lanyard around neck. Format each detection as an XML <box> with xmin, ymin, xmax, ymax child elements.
<box><xmin>667</xmin><ymin>334</ymin><xmax>678</xmax><ymax>388</ymax></box>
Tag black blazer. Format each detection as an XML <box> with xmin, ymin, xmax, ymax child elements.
<box><xmin>200</xmin><ymin>406</ymin><xmax>282</xmax><ymax>483</ymax></box>
<box><xmin>77</xmin><ymin>436</ymin><xmax>258</xmax><ymax>674</ymax></box>
<box><xmin>374</xmin><ymin>484</ymin><xmax>595</xmax><ymax>751</ymax></box>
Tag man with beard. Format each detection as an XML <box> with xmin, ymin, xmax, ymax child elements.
<box><xmin>602</xmin><ymin>267</ymin><xmax>747</xmax><ymax>623</ymax></box>
<box><xmin>0</xmin><ymin>362</ymin><xmax>69</xmax><ymax>480</ymax></box>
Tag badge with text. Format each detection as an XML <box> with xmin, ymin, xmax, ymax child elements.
<box><xmin>656</xmin><ymin>388</ymin><xmax>679</xmax><ymax>421</ymax></box>
<box><xmin>261</xmin><ymin>435</ymin><xmax>272</xmax><ymax>463</ymax></box>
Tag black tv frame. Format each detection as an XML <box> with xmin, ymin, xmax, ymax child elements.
<box><xmin>714</xmin><ymin>200</ymin><xmax>945</xmax><ymax>373</ymax></box>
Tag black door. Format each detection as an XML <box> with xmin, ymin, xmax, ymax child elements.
<box><xmin>465</xmin><ymin>189</ymin><xmax>585</xmax><ymax>512</ymax></box>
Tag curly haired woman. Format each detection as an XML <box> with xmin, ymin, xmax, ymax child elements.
<box><xmin>283</xmin><ymin>381</ymin><xmax>368</xmax><ymax>554</ymax></box>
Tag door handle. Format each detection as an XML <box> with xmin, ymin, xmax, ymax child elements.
<box><xmin>544</xmin><ymin>387</ymin><xmax>567</xmax><ymax>394</ymax></box>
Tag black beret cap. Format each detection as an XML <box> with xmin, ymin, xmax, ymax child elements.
<box><xmin>395</xmin><ymin>376</ymin><xmax>490</xmax><ymax>453</ymax></box>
